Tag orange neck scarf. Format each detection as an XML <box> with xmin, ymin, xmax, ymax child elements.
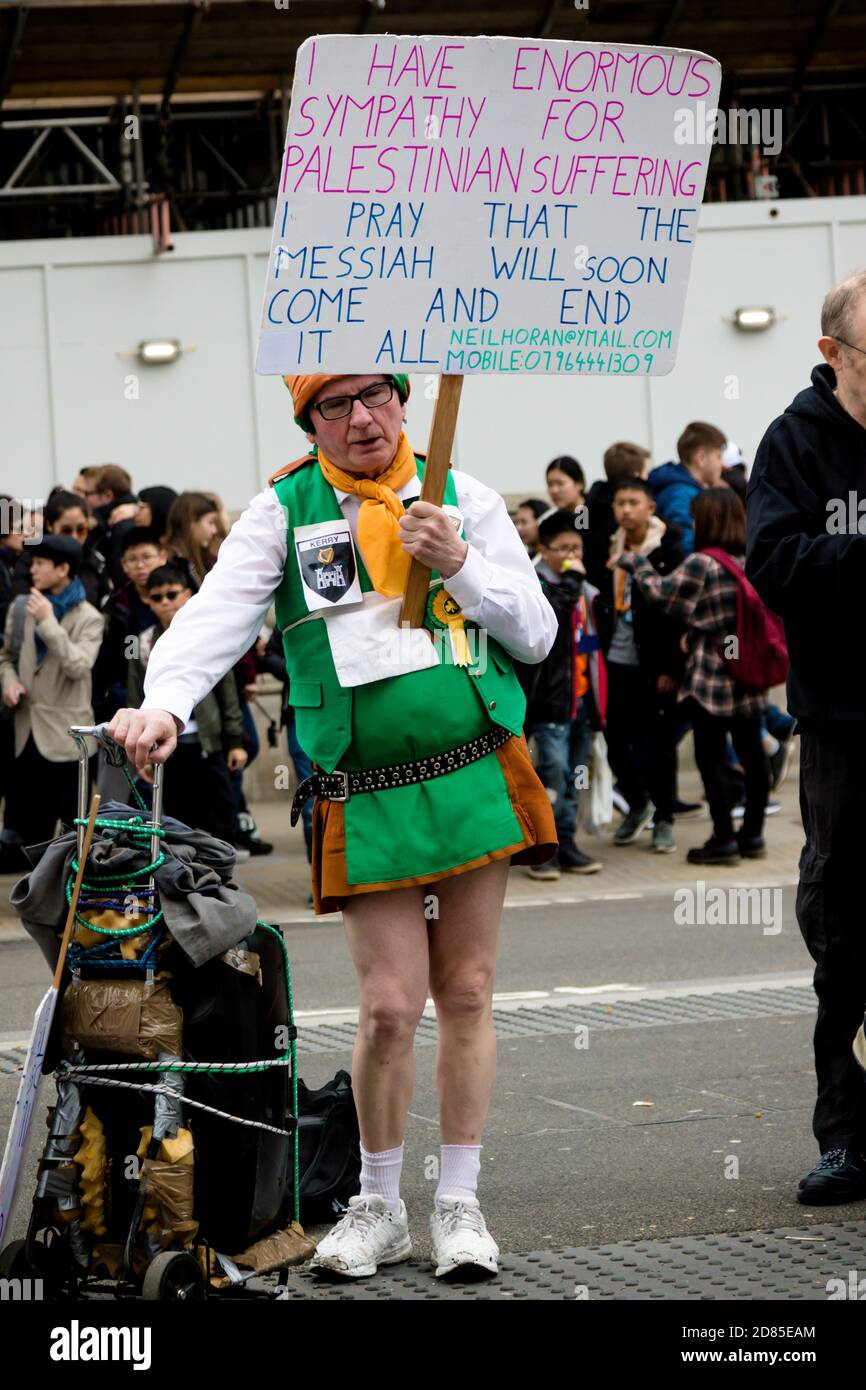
<box><xmin>317</xmin><ymin>432</ymin><xmax>418</xmax><ymax>597</ymax></box>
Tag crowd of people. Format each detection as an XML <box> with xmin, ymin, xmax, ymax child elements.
<box><xmin>0</xmin><ymin>466</ymin><xmax>284</xmax><ymax>873</ymax></box>
<box><xmin>512</xmin><ymin>422</ymin><xmax>793</xmax><ymax>878</ymax></box>
<box><xmin>0</xmin><ymin>425</ymin><xmax>792</xmax><ymax>886</ymax></box>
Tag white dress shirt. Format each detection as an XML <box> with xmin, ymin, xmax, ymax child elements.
<box><xmin>142</xmin><ymin>467</ymin><xmax>557</xmax><ymax>729</ymax></box>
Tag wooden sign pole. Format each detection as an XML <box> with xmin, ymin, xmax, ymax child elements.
<box><xmin>400</xmin><ymin>373</ymin><xmax>463</xmax><ymax>629</ymax></box>
<box><xmin>53</xmin><ymin>792</ymin><xmax>101</xmax><ymax>990</ymax></box>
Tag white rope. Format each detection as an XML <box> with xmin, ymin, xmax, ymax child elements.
<box><xmin>59</xmin><ymin>1071</ymin><xmax>294</xmax><ymax>1138</ymax></box>
<box><xmin>57</xmin><ymin>1058</ymin><xmax>292</xmax><ymax>1074</ymax></box>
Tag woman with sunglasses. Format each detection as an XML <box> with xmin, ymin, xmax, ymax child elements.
<box><xmin>44</xmin><ymin>490</ymin><xmax>108</xmax><ymax>609</ymax></box>
<box><xmin>108</xmin><ymin>371</ymin><xmax>559</xmax><ymax>1284</ymax></box>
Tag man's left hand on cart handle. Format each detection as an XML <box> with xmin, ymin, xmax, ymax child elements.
<box><xmin>107</xmin><ymin>707</ymin><xmax>180</xmax><ymax>772</ymax></box>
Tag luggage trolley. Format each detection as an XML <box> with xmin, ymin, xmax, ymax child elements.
<box><xmin>0</xmin><ymin>724</ymin><xmax>302</xmax><ymax>1301</ymax></box>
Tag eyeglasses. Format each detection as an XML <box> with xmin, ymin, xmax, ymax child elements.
<box><xmin>148</xmin><ymin>588</ymin><xmax>183</xmax><ymax>603</ymax></box>
<box><xmin>835</xmin><ymin>337</ymin><xmax>866</xmax><ymax>359</ymax></box>
<box><xmin>58</xmin><ymin>523</ymin><xmax>88</xmax><ymax>537</ymax></box>
<box><xmin>125</xmin><ymin>553</ymin><xmax>159</xmax><ymax>566</ymax></box>
<box><xmin>311</xmin><ymin>381</ymin><xmax>394</xmax><ymax>421</ymax></box>
<box><xmin>548</xmin><ymin>544</ymin><xmax>583</xmax><ymax>556</ymax></box>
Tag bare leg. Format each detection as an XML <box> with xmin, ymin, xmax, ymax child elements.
<box><xmin>341</xmin><ymin>883</ymin><xmax>430</xmax><ymax>1151</ymax></box>
<box><xmin>427</xmin><ymin>857</ymin><xmax>510</xmax><ymax>1144</ymax></box>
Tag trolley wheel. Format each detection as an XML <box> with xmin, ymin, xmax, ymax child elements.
<box><xmin>141</xmin><ymin>1251</ymin><xmax>206</xmax><ymax>1302</ymax></box>
<box><xmin>0</xmin><ymin>1233</ymin><xmax>72</xmax><ymax>1299</ymax></box>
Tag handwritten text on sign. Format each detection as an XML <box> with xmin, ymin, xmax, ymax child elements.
<box><xmin>256</xmin><ymin>36</ymin><xmax>721</xmax><ymax>378</ymax></box>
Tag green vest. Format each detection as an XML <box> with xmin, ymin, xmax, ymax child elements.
<box><xmin>271</xmin><ymin>456</ymin><xmax>528</xmax><ymax>886</ymax></box>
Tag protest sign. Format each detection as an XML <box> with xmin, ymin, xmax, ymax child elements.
<box><xmin>256</xmin><ymin>34</ymin><xmax>721</xmax><ymax>378</ymax></box>
<box><xmin>0</xmin><ymin>988</ymin><xmax>55</xmax><ymax>1249</ymax></box>
<box><xmin>0</xmin><ymin>795</ymin><xmax>100</xmax><ymax>1252</ymax></box>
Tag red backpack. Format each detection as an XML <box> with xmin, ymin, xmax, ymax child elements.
<box><xmin>703</xmin><ymin>547</ymin><xmax>789</xmax><ymax>691</ymax></box>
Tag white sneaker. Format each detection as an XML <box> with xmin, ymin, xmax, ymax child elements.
<box><xmin>310</xmin><ymin>1195</ymin><xmax>411</xmax><ymax>1278</ymax></box>
<box><xmin>429</xmin><ymin>1195</ymin><xmax>499</xmax><ymax>1278</ymax></box>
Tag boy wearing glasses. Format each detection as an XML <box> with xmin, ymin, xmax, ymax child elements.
<box><xmin>92</xmin><ymin>527</ymin><xmax>167</xmax><ymax>723</ymax></box>
<box><xmin>125</xmin><ymin>563</ymin><xmax>248</xmax><ymax>848</ymax></box>
<box><xmin>109</xmin><ymin>372</ymin><xmax>558</xmax><ymax>1282</ymax></box>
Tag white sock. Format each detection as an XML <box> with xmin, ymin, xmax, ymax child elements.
<box><xmin>436</xmin><ymin>1143</ymin><xmax>482</xmax><ymax>1203</ymax></box>
<box><xmin>359</xmin><ymin>1143</ymin><xmax>404</xmax><ymax>1214</ymax></box>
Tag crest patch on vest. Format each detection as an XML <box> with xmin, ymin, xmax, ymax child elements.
<box><xmin>293</xmin><ymin>520</ymin><xmax>363</xmax><ymax>611</ymax></box>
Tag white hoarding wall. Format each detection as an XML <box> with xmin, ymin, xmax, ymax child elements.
<box><xmin>256</xmin><ymin>35</ymin><xmax>721</xmax><ymax>378</ymax></box>
<box><xmin>1</xmin><ymin>198</ymin><xmax>864</xmax><ymax>506</ymax></box>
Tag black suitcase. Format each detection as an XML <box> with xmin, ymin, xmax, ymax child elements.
<box><xmin>166</xmin><ymin>923</ymin><xmax>293</xmax><ymax>1253</ymax></box>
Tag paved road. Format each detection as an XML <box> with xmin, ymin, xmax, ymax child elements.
<box><xmin>5</xmin><ymin>884</ymin><xmax>855</xmax><ymax>1275</ymax></box>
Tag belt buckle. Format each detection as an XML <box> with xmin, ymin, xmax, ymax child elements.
<box><xmin>329</xmin><ymin>770</ymin><xmax>350</xmax><ymax>802</ymax></box>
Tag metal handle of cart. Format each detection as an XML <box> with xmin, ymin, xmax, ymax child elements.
<box><xmin>68</xmin><ymin>724</ymin><xmax>165</xmax><ymax>898</ymax></box>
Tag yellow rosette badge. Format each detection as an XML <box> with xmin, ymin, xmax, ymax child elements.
<box><xmin>431</xmin><ymin>588</ymin><xmax>473</xmax><ymax>667</ymax></box>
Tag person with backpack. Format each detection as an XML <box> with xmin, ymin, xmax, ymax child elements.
<box><xmin>617</xmin><ymin>487</ymin><xmax>772</xmax><ymax>864</ymax></box>
<box><xmin>746</xmin><ymin>269</ymin><xmax>866</xmax><ymax>1206</ymax></box>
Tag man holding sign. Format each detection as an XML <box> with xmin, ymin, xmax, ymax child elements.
<box><xmin>110</xmin><ymin>29</ymin><xmax>719</xmax><ymax>1279</ymax></box>
<box><xmin>108</xmin><ymin>368</ymin><xmax>559</xmax><ymax>1279</ymax></box>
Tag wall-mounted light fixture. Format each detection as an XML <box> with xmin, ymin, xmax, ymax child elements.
<box><xmin>138</xmin><ymin>339</ymin><xmax>183</xmax><ymax>365</ymax></box>
<box><xmin>728</xmin><ymin>307</ymin><xmax>776</xmax><ymax>333</ymax></box>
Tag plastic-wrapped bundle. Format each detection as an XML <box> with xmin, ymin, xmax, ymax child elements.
<box><xmin>60</xmin><ymin>974</ymin><xmax>183</xmax><ymax>1059</ymax></box>
<box><xmin>136</xmin><ymin>1126</ymin><xmax>198</xmax><ymax>1249</ymax></box>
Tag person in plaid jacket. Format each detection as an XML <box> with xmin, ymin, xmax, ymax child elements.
<box><xmin>617</xmin><ymin>487</ymin><xmax>768</xmax><ymax>865</ymax></box>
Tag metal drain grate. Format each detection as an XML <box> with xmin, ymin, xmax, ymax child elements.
<box><xmin>271</xmin><ymin>1221</ymin><xmax>865</xmax><ymax>1300</ymax></box>
<box><xmin>297</xmin><ymin>986</ymin><xmax>816</xmax><ymax>1054</ymax></box>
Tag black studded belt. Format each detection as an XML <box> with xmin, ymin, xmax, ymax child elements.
<box><xmin>290</xmin><ymin>724</ymin><xmax>514</xmax><ymax>826</ymax></box>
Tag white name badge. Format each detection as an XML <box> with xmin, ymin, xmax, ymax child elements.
<box><xmin>323</xmin><ymin>590</ymin><xmax>441</xmax><ymax>689</ymax></box>
<box><xmin>294</xmin><ymin>520</ymin><xmax>364</xmax><ymax>613</ymax></box>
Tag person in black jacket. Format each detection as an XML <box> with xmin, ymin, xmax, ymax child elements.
<box><xmin>595</xmin><ymin>479</ymin><xmax>685</xmax><ymax>853</ymax></box>
<box><xmin>91</xmin><ymin>527</ymin><xmax>167</xmax><ymax>723</ymax></box>
<box><xmin>746</xmin><ymin>269</ymin><xmax>866</xmax><ymax>1206</ymax></box>
<box><xmin>583</xmin><ymin>441</ymin><xmax>651</xmax><ymax>589</ymax></box>
<box><xmin>85</xmin><ymin>464</ymin><xmax>139</xmax><ymax>592</ymax></box>
<box><xmin>0</xmin><ymin>496</ymin><xmax>31</xmax><ymax>628</ymax></box>
<box><xmin>517</xmin><ymin>509</ymin><xmax>602</xmax><ymax>878</ymax></box>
